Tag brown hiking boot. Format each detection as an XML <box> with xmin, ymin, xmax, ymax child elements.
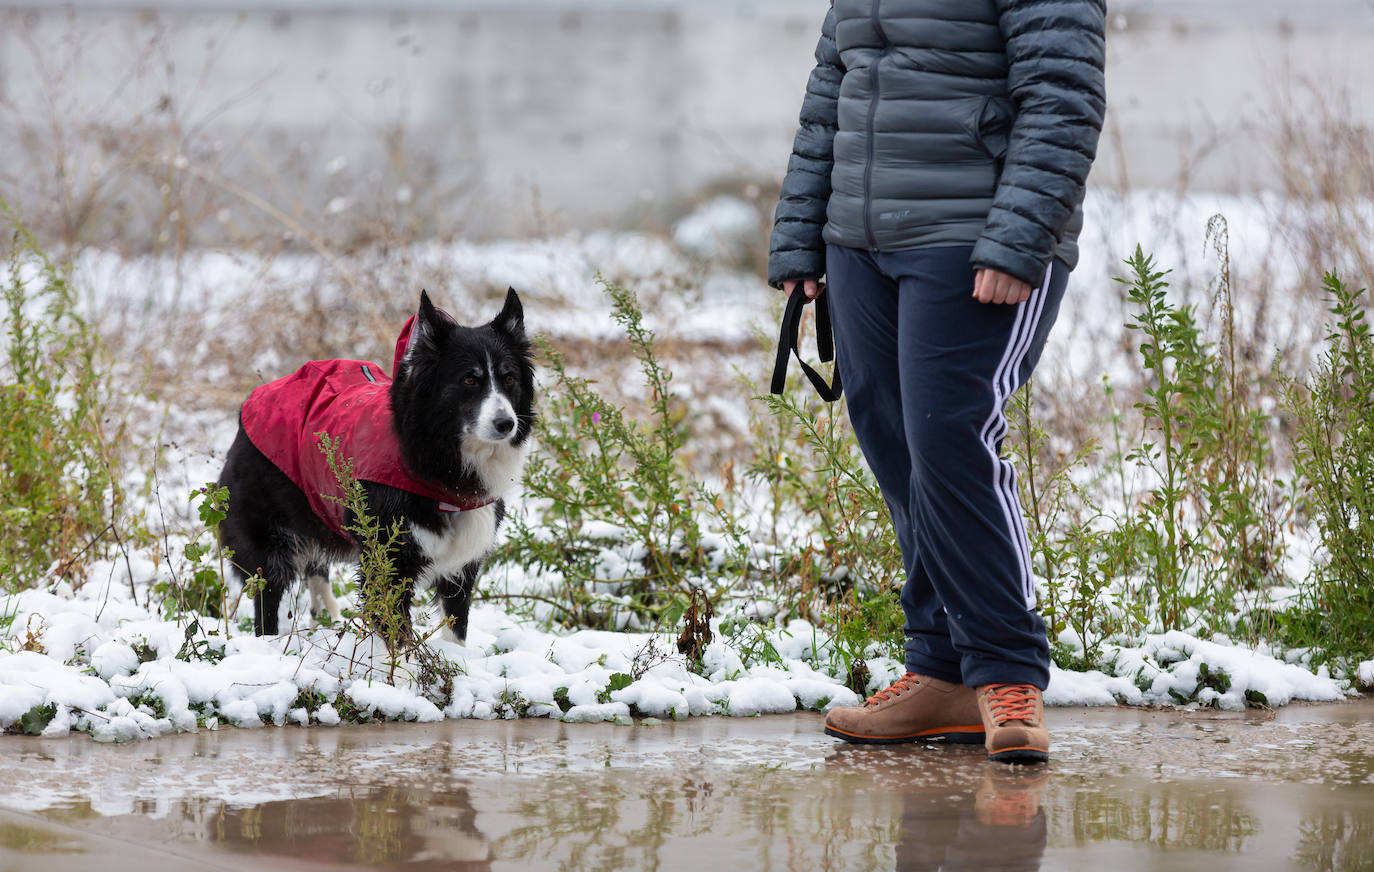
<box><xmin>824</xmin><ymin>673</ymin><xmax>985</xmax><ymax>745</ymax></box>
<box><xmin>976</xmin><ymin>683</ymin><xmax>1050</xmax><ymax>764</ymax></box>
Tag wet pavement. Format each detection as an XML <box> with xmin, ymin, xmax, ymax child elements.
<box><xmin>2</xmin><ymin>699</ymin><xmax>1373</xmax><ymax>871</ymax></box>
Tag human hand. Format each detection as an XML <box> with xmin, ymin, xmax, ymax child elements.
<box><xmin>782</xmin><ymin>278</ymin><xmax>823</xmax><ymax>300</ymax></box>
<box><xmin>973</xmin><ymin>268</ymin><xmax>1031</xmax><ymax>305</ymax></box>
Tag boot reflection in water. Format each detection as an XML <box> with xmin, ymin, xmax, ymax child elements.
<box><xmin>895</xmin><ymin>769</ymin><xmax>1048</xmax><ymax>871</ymax></box>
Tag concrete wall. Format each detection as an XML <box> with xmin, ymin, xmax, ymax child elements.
<box><xmin>1</xmin><ymin>1</ymin><xmax>1371</xmax><ymax>247</ymax></box>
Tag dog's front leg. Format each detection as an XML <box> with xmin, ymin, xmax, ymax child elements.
<box><xmin>435</xmin><ymin>561</ymin><xmax>482</xmax><ymax>645</ymax></box>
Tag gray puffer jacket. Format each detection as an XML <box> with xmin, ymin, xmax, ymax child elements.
<box><xmin>768</xmin><ymin>0</ymin><xmax>1107</xmax><ymax>289</ymax></box>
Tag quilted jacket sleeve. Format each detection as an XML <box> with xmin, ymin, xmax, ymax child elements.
<box><xmin>971</xmin><ymin>0</ymin><xmax>1107</xmax><ymax>287</ymax></box>
<box><xmin>767</xmin><ymin>6</ymin><xmax>844</xmax><ymax>289</ymax></box>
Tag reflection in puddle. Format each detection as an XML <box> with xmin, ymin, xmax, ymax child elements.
<box><xmin>3</xmin><ymin>708</ymin><xmax>1374</xmax><ymax>870</ymax></box>
<box><xmin>9</xmin><ymin>776</ymin><xmax>1374</xmax><ymax>872</ymax></box>
<box><xmin>13</xmin><ymin>753</ymin><xmax>1057</xmax><ymax>870</ymax></box>
<box><xmin>20</xmin><ymin>772</ymin><xmax>1370</xmax><ymax>872</ymax></box>
<box><xmin>824</xmin><ymin>745</ymin><xmax>1050</xmax><ymax>869</ymax></box>
<box><xmin>17</xmin><ymin>755</ymin><xmax>1293</xmax><ymax>871</ymax></box>
<box><xmin>894</xmin><ymin>769</ymin><xmax>1049</xmax><ymax>870</ymax></box>
<box><xmin>208</xmin><ymin>787</ymin><xmax>491</xmax><ymax>869</ymax></box>
<box><xmin>0</xmin><ymin>821</ymin><xmax>88</xmax><ymax>856</ymax></box>
<box><xmin>1294</xmin><ymin>807</ymin><xmax>1374</xmax><ymax>872</ymax></box>
<box><xmin>1057</xmin><ymin>781</ymin><xmax>1259</xmax><ymax>852</ymax></box>
<box><xmin>201</xmin><ymin>765</ymin><xmax>1374</xmax><ymax>870</ymax></box>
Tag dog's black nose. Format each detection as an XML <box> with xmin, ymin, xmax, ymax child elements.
<box><xmin>493</xmin><ymin>416</ymin><xmax>515</xmax><ymax>437</ymax></box>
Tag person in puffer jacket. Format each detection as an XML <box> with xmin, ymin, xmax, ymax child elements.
<box><xmin>769</xmin><ymin>0</ymin><xmax>1106</xmax><ymax>764</ymax></box>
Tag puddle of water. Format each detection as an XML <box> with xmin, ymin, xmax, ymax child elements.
<box><xmin>2</xmin><ymin>703</ymin><xmax>1373</xmax><ymax>871</ymax></box>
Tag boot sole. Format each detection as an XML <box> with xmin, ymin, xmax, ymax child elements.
<box><xmin>987</xmin><ymin>745</ymin><xmax>1049</xmax><ymax>764</ymax></box>
<box><xmin>824</xmin><ymin>724</ymin><xmax>986</xmax><ymax>745</ymax></box>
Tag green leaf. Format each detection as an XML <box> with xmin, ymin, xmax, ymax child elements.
<box><xmin>19</xmin><ymin>703</ymin><xmax>55</xmax><ymax>735</ymax></box>
<box><xmin>553</xmin><ymin>686</ymin><xmax>572</xmax><ymax>713</ymax></box>
<box><xmin>660</xmin><ymin>595</ymin><xmax>688</xmax><ymax>630</ymax></box>
<box><xmin>192</xmin><ymin>484</ymin><xmax>230</xmax><ymax>527</ymax></box>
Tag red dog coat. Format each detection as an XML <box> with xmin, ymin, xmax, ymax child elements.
<box><xmin>241</xmin><ymin>315</ymin><xmax>491</xmax><ymax>540</ymax></box>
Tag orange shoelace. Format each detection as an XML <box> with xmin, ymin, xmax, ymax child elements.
<box><xmin>983</xmin><ymin>683</ymin><xmax>1039</xmax><ymax>724</ymax></box>
<box><xmin>865</xmin><ymin>672</ymin><xmax>920</xmax><ymax>705</ymax></box>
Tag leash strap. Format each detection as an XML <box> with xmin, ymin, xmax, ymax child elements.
<box><xmin>770</xmin><ymin>287</ymin><xmax>842</xmax><ymax>402</ymax></box>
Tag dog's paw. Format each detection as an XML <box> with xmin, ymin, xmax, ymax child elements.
<box><xmin>439</xmin><ymin>625</ymin><xmax>466</xmax><ymax>646</ymax></box>
<box><xmin>307</xmin><ymin>574</ymin><xmax>342</xmax><ymax>624</ymax></box>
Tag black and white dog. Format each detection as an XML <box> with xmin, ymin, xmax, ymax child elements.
<box><xmin>217</xmin><ymin>290</ymin><xmax>534</xmax><ymax>644</ymax></box>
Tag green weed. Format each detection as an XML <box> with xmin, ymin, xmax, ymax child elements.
<box><xmin>319</xmin><ymin>432</ymin><xmax>459</xmax><ymax>702</ymax></box>
<box><xmin>332</xmin><ymin>693</ymin><xmax>371</xmax><ymax>725</ymax></box>
<box><xmin>153</xmin><ymin>484</ymin><xmax>234</xmax><ymax>623</ymax></box>
<box><xmin>1006</xmin><ymin>380</ymin><xmax>1136</xmax><ymax>668</ymax></box>
<box><xmin>290</xmin><ymin>688</ymin><xmax>331</xmax><ymax>722</ymax></box>
<box><xmin>320</xmin><ymin>432</ymin><xmax>413</xmax><ymax>654</ymax></box>
<box><xmin>1279</xmin><ymin>273</ymin><xmax>1374</xmax><ymax>663</ymax></box>
<box><xmin>0</xmin><ymin>207</ymin><xmax>126</xmax><ymax>590</ymax></box>
<box><xmin>498</xmin><ymin>276</ymin><xmax>746</xmax><ymax>630</ymax></box>
<box><xmin>749</xmin><ymin>387</ymin><xmax>904</xmax><ymax>680</ymax></box>
<box><xmin>174</xmin><ymin>618</ymin><xmax>226</xmax><ymax>664</ymax></box>
<box><xmin>1121</xmin><ymin>246</ymin><xmax>1218</xmax><ymax>625</ymax></box>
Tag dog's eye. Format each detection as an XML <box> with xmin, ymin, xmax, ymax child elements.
<box><xmin>503</xmin><ymin>374</ymin><xmax>516</xmax><ymax>387</ymax></box>
<box><xmin>463</xmin><ymin>374</ymin><xmax>479</xmax><ymax>387</ymax></box>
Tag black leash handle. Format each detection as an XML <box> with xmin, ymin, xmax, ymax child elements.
<box><xmin>770</xmin><ymin>287</ymin><xmax>842</xmax><ymax>402</ymax></box>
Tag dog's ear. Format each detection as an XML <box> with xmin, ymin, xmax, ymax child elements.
<box><xmin>491</xmin><ymin>287</ymin><xmax>525</xmax><ymax>339</ymax></box>
<box><xmin>402</xmin><ymin>290</ymin><xmax>456</xmax><ymax>371</ymax></box>
<box><xmin>418</xmin><ymin>290</ymin><xmax>457</xmax><ymax>331</ymax></box>
<box><xmin>415</xmin><ymin>290</ymin><xmax>458</xmax><ymax>344</ymax></box>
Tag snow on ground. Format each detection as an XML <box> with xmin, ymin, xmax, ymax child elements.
<box><xmin>0</xmin><ymin>576</ymin><xmax>866</xmax><ymax>742</ymax></box>
<box><xmin>1045</xmin><ymin>631</ymin><xmax>1351</xmax><ymax>709</ymax></box>
<box><xmin>1</xmin><ymin>189</ymin><xmax>1370</xmax><ymax>742</ymax></box>
<box><xmin>0</xmin><ymin>569</ymin><xmax>1354</xmax><ymax>743</ymax></box>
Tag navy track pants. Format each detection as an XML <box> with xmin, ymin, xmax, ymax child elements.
<box><xmin>824</xmin><ymin>243</ymin><xmax>1068</xmax><ymax>689</ymax></box>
